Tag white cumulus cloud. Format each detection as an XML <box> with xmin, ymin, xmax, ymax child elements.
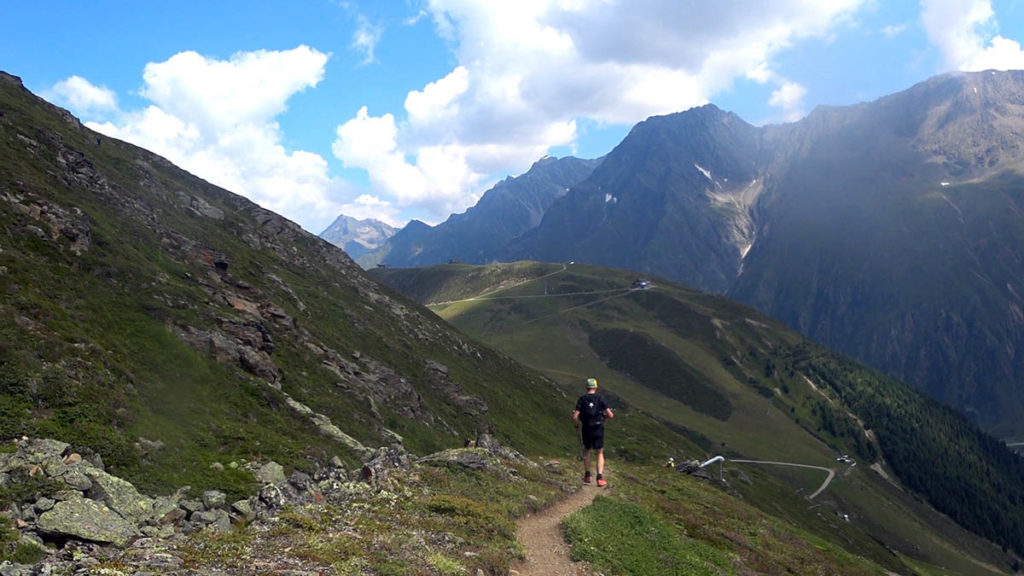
<box><xmin>340</xmin><ymin>194</ymin><xmax>399</xmax><ymax>225</ymax></box>
<box><xmin>47</xmin><ymin>76</ymin><xmax>118</xmax><ymax>117</ymax></box>
<box><xmin>921</xmin><ymin>0</ymin><xmax>1024</xmax><ymax>71</ymax></box>
<box><xmin>68</xmin><ymin>46</ymin><xmax>349</xmax><ymax>233</ymax></box>
<box><xmin>332</xmin><ymin>0</ymin><xmax>866</xmax><ymax>222</ymax></box>
<box><xmin>769</xmin><ymin>81</ymin><xmax>808</xmax><ymax>122</ymax></box>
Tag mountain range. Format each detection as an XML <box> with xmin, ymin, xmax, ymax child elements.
<box><xmin>367</xmin><ymin>70</ymin><xmax>1024</xmax><ymax>440</ymax></box>
<box><xmin>353</xmin><ymin>155</ymin><xmax>600</xmax><ymax>269</ymax></box>
<box><xmin>5</xmin><ymin>63</ymin><xmax>1024</xmax><ymax>573</ymax></box>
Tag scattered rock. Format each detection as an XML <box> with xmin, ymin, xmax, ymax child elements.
<box><xmin>35</xmin><ymin>498</ymin><xmax>139</xmax><ymax>547</ymax></box>
<box><xmin>361</xmin><ymin>446</ymin><xmax>412</xmax><ymax>486</ymax></box>
<box><xmin>190</xmin><ymin>509</ymin><xmax>232</xmax><ymax>533</ymax></box>
<box><xmin>230</xmin><ymin>499</ymin><xmax>254</xmax><ymax>520</ymax></box>
<box><xmin>2</xmin><ymin>435</ymin><xmax>532</xmax><ymax>573</ymax></box>
<box><xmin>85</xmin><ymin>467</ymin><xmax>155</xmax><ymax>525</ymax></box>
<box><xmin>201</xmin><ymin>490</ymin><xmax>226</xmax><ymax>510</ymax></box>
<box><xmin>256</xmin><ymin>461</ymin><xmax>287</xmax><ymax>484</ymax></box>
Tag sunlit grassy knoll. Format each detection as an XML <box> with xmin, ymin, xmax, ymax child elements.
<box><xmin>566</xmin><ymin>462</ymin><xmax>892</xmax><ymax>576</ymax></box>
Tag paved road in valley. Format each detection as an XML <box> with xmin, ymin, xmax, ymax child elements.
<box><xmin>730</xmin><ymin>459</ymin><xmax>837</xmax><ymax>499</ymax></box>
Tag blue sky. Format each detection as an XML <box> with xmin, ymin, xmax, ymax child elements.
<box><xmin>4</xmin><ymin>1</ymin><xmax>1024</xmax><ymax>233</ymax></box>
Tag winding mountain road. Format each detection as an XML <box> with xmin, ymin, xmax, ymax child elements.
<box><xmin>730</xmin><ymin>459</ymin><xmax>837</xmax><ymax>499</ymax></box>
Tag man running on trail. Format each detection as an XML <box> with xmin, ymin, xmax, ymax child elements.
<box><xmin>573</xmin><ymin>377</ymin><xmax>614</xmax><ymax>486</ymax></box>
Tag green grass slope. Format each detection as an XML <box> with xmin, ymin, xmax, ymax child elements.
<box><xmin>373</xmin><ymin>261</ymin><xmax>1024</xmax><ymax>575</ymax></box>
<box><xmin>0</xmin><ymin>72</ymin><xmax>575</xmax><ymax>498</ymax></box>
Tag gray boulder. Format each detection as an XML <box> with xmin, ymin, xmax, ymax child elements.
<box><xmin>230</xmin><ymin>499</ymin><xmax>254</xmax><ymax>521</ymax></box>
<box><xmin>256</xmin><ymin>461</ymin><xmax>286</xmax><ymax>484</ymax></box>
<box><xmin>21</xmin><ymin>438</ymin><xmax>69</xmax><ymax>460</ymax></box>
<box><xmin>85</xmin><ymin>467</ymin><xmax>155</xmax><ymax>525</ymax></box>
<box><xmin>0</xmin><ymin>561</ymin><xmax>35</xmax><ymax>576</ymax></box>
<box><xmin>61</xmin><ymin>469</ymin><xmax>92</xmax><ymax>491</ymax></box>
<box><xmin>201</xmin><ymin>490</ymin><xmax>226</xmax><ymax>510</ymax></box>
<box><xmin>190</xmin><ymin>509</ymin><xmax>232</xmax><ymax>533</ymax></box>
<box><xmin>35</xmin><ymin>498</ymin><xmax>139</xmax><ymax>547</ymax></box>
<box><xmin>417</xmin><ymin>448</ymin><xmax>495</xmax><ymax>472</ymax></box>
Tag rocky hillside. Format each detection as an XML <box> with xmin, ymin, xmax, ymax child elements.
<box><xmin>0</xmin><ymin>70</ymin><xmax>573</xmax><ymax>499</ymax></box>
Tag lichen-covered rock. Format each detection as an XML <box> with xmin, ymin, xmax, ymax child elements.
<box><xmin>361</xmin><ymin>446</ymin><xmax>412</xmax><ymax>487</ymax></box>
<box><xmin>84</xmin><ymin>467</ymin><xmax>154</xmax><ymax>525</ymax></box>
<box><xmin>201</xmin><ymin>490</ymin><xmax>226</xmax><ymax>510</ymax></box>
<box><xmin>61</xmin><ymin>469</ymin><xmax>92</xmax><ymax>491</ymax></box>
<box><xmin>256</xmin><ymin>461</ymin><xmax>286</xmax><ymax>484</ymax></box>
<box><xmin>149</xmin><ymin>495</ymin><xmax>182</xmax><ymax>524</ymax></box>
<box><xmin>230</xmin><ymin>499</ymin><xmax>254</xmax><ymax>520</ymax></box>
<box><xmin>476</xmin><ymin>433</ymin><xmax>531</xmax><ymax>464</ymax></box>
<box><xmin>35</xmin><ymin>498</ymin><xmax>139</xmax><ymax>546</ymax></box>
<box><xmin>20</xmin><ymin>438</ymin><xmax>70</xmax><ymax>461</ymax></box>
<box><xmin>258</xmin><ymin>483</ymin><xmax>288</xmax><ymax>512</ymax></box>
<box><xmin>0</xmin><ymin>560</ymin><xmax>35</xmax><ymax>576</ymax></box>
<box><xmin>417</xmin><ymin>447</ymin><xmax>495</xmax><ymax>472</ymax></box>
<box><xmin>190</xmin><ymin>509</ymin><xmax>232</xmax><ymax>533</ymax></box>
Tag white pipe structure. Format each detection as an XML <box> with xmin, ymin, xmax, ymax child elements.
<box><xmin>699</xmin><ymin>455</ymin><xmax>725</xmax><ymax>480</ymax></box>
<box><xmin>700</xmin><ymin>455</ymin><xmax>724</xmax><ymax>468</ymax></box>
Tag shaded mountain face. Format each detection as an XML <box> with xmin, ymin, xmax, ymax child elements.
<box><xmin>444</xmin><ymin>71</ymin><xmax>1024</xmax><ymax>437</ymax></box>
<box><xmin>509</xmin><ymin>105</ymin><xmax>765</xmax><ymax>293</ymax></box>
<box><xmin>368</xmin><ymin>155</ymin><xmax>599</xmax><ymax>268</ymax></box>
<box><xmin>318</xmin><ymin>214</ymin><xmax>395</xmax><ymax>260</ymax></box>
<box><xmin>729</xmin><ymin>71</ymin><xmax>1024</xmax><ymax>437</ymax></box>
<box><xmin>0</xmin><ymin>71</ymin><xmax>571</xmax><ymax>495</ymax></box>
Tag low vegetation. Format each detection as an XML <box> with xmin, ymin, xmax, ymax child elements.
<box><xmin>589</xmin><ymin>326</ymin><xmax>733</xmax><ymax>420</ymax></box>
<box><xmin>565</xmin><ymin>464</ymin><xmax>888</xmax><ymax>576</ymax></box>
<box><xmin>181</xmin><ymin>457</ymin><xmax>576</xmax><ymax>575</ymax></box>
<box><xmin>376</xmin><ymin>261</ymin><xmax>1024</xmax><ymax>574</ymax></box>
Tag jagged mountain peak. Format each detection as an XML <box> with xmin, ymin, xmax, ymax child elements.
<box><xmin>367</xmin><ymin>155</ymin><xmax>599</xmax><ymax>268</ymax></box>
<box><xmin>318</xmin><ymin>213</ymin><xmax>396</xmax><ymax>260</ymax></box>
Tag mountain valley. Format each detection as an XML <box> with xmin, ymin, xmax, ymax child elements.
<box><xmin>368</xmin><ymin>70</ymin><xmax>1024</xmax><ymax>442</ymax></box>
<box><xmin>3</xmin><ymin>66</ymin><xmax>1024</xmax><ymax>575</ymax></box>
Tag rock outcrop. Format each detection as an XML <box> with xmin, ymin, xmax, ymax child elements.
<box><xmin>1</xmin><ymin>433</ymin><xmax>529</xmax><ymax>574</ymax></box>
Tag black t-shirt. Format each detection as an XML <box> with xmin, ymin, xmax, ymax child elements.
<box><xmin>576</xmin><ymin>393</ymin><xmax>608</xmax><ymax>427</ymax></box>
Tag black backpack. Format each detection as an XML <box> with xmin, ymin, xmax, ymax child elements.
<box><xmin>579</xmin><ymin>395</ymin><xmax>604</xmax><ymax>427</ymax></box>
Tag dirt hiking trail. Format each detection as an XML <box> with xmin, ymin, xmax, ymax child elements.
<box><xmin>510</xmin><ymin>483</ymin><xmax>606</xmax><ymax>576</ymax></box>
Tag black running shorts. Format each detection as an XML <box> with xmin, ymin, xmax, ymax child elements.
<box><xmin>582</xmin><ymin>425</ymin><xmax>605</xmax><ymax>450</ymax></box>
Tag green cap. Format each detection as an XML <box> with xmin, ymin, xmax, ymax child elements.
<box><xmin>586</xmin><ymin>378</ymin><xmax>598</xmax><ymax>389</ymax></box>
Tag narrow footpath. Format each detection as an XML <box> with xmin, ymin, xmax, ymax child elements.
<box><xmin>510</xmin><ymin>484</ymin><xmax>604</xmax><ymax>576</ymax></box>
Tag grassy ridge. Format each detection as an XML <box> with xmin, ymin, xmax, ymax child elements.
<box><xmin>373</xmin><ymin>261</ymin><xmax>1022</xmax><ymax>575</ymax></box>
